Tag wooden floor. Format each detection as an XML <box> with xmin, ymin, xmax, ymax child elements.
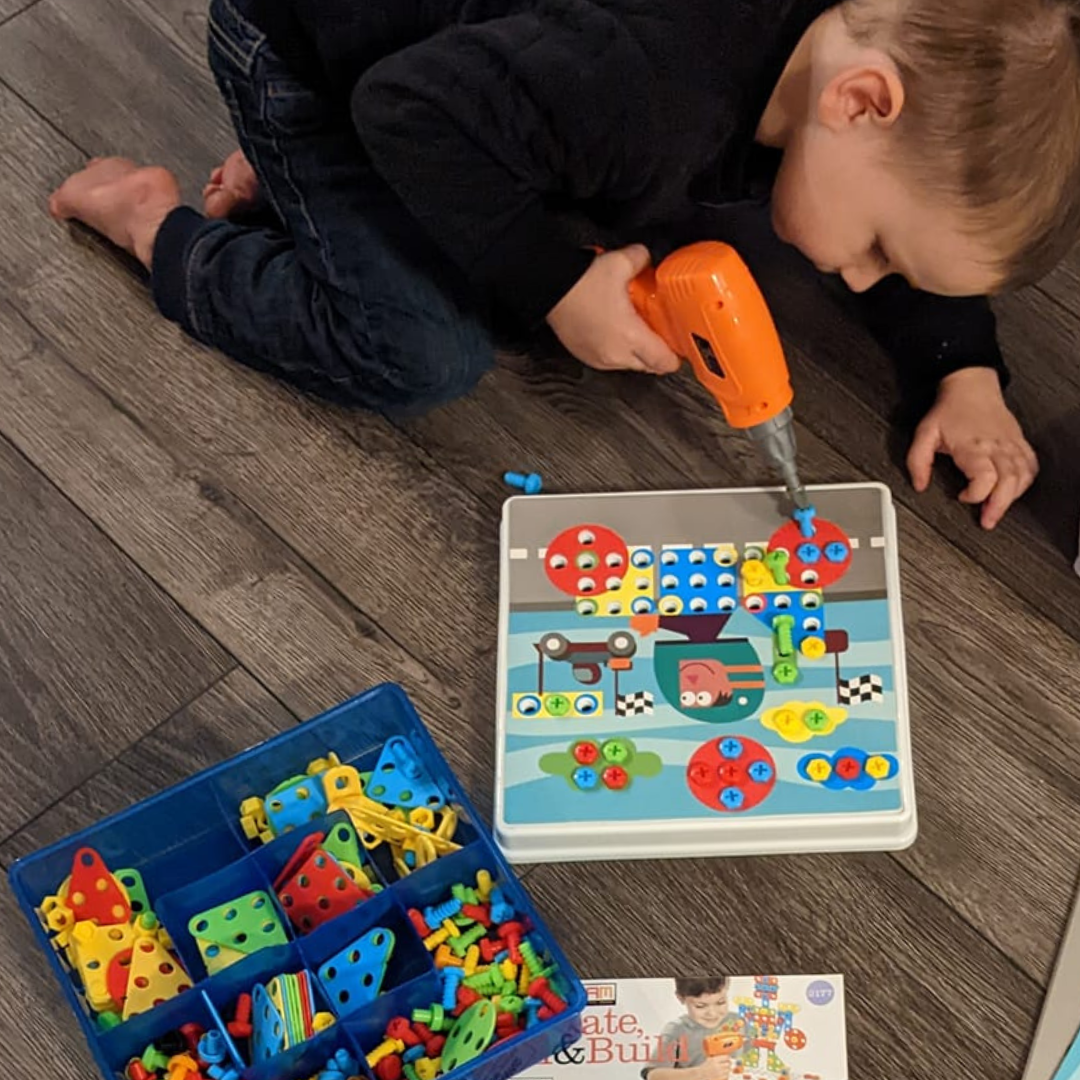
<box><xmin>1</xmin><ymin>0</ymin><xmax>1080</xmax><ymax>1075</ymax></box>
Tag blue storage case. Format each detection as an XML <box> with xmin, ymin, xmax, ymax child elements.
<box><xmin>9</xmin><ymin>683</ymin><xmax>586</xmax><ymax>1080</ymax></box>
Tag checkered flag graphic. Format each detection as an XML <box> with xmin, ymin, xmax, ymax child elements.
<box><xmin>615</xmin><ymin>690</ymin><xmax>655</xmax><ymax>716</ymax></box>
<box><xmin>837</xmin><ymin>673</ymin><xmax>884</xmax><ymax>704</ymax></box>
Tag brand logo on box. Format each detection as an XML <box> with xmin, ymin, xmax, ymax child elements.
<box><xmin>585</xmin><ymin>982</ymin><xmax>618</xmax><ymax>1006</ymax></box>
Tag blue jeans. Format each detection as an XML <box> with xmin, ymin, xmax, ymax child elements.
<box><xmin>150</xmin><ymin>0</ymin><xmax>495</xmax><ymax>416</ymax></box>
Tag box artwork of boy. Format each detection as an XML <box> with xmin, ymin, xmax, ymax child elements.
<box><xmin>643</xmin><ymin>977</ymin><xmax>748</xmax><ymax>1080</ymax></box>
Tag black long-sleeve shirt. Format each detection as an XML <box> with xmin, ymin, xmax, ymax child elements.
<box><xmin>248</xmin><ymin>0</ymin><xmax>1008</xmax><ymax>389</ymax></box>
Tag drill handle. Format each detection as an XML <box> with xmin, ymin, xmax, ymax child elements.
<box><xmin>628</xmin><ymin>267</ymin><xmax>678</xmax><ymax>354</ymax></box>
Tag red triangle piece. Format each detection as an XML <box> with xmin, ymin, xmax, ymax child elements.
<box><xmin>273</xmin><ymin>832</ymin><xmax>325</xmax><ymax>892</ymax></box>
<box><xmin>276</xmin><ymin>850</ymin><xmax>369</xmax><ymax>933</ymax></box>
<box><xmin>68</xmin><ymin>848</ymin><xmax>131</xmax><ymax>926</ymax></box>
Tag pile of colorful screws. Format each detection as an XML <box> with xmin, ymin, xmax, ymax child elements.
<box><xmin>123</xmin><ymin>1025</ymin><xmax>239</xmax><ymax>1080</ymax></box>
<box><xmin>366</xmin><ymin>869</ymin><xmax>568</xmax><ymax>1080</ymax></box>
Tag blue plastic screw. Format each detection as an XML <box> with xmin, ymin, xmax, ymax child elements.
<box><xmin>490</xmin><ymin>885</ymin><xmax>515</xmax><ymax>923</ymax></box>
<box><xmin>719</xmin><ymin>738</ymin><xmax>743</xmax><ymax>760</ymax></box>
<box><xmin>504</xmin><ymin>471</ymin><xmax>543</xmax><ymax>495</ymax></box>
<box><xmin>749</xmin><ymin>760</ymin><xmax>774</xmax><ymax>784</ymax></box>
<box><xmin>333</xmin><ymin>1049</ymin><xmax>359</xmax><ymax>1074</ymax></box>
<box><xmin>524</xmin><ymin>997</ymin><xmax>543</xmax><ymax>1028</ymax></box>
<box><xmin>720</xmin><ymin>786</ymin><xmax>745</xmax><ymax>810</ymax></box>
<box><xmin>825</xmin><ymin>542</ymin><xmax>849</xmax><ymax>563</ymax></box>
<box><xmin>572</xmin><ymin>765</ymin><xmax>599</xmax><ymax>790</ymax></box>
<box><xmin>403</xmin><ymin>1044</ymin><xmax>425</xmax><ymax>1064</ymax></box>
<box><xmin>793</xmin><ymin>505</ymin><xmax>817</xmax><ymax>539</ymax></box>
<box><xmin>424</xmin><ymin>897</ymin><xmax>462</xmax><ymax>926</ymax></box>
<box><xmin>442</xmin><ymin>965</ymin><xmax>465</xmax><ymax>1009</ymax></box>
<box><xmin>198</xmin><ymin>1031</ymin><xmax>226</xmax><ymax>1066</ymax></box>
<box><xmin>797</xmin><ymin>543</ymin><xmax>821</xmax><ymax>564</ymax></box>
<box><xmin>208</xmin><ymin>1067</ymin><xmax>240</xmax><ymax>1080</ymax></box>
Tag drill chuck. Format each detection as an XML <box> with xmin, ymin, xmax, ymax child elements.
<box><xmin>746</xmin><ymin>407</ymin><xmax>810</xmax><ymax>510</ymax></box>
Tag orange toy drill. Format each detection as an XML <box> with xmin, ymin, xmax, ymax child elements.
<box><xmin>629</xmin><ymin>241</ymin><xmax>809</xmax><ymax>509</ymax></box>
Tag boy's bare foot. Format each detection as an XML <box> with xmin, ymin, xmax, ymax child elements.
<box><xmin>49</xmin><ymin>157</ymin><xmax>181</xmax><ymax>269</ymax></box>
<box><xmin>203</xmin><ymin>149</ymin><xmax>261</xmax><ymax>219</ymax></box>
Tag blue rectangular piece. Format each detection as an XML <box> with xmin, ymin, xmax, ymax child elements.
<box><xmin>9</xmin><ymin>683</ymin><xmax>586</xmax><ymax>1080</ymax></box>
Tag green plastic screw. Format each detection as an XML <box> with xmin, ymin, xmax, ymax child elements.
<box><xmin>772</xmin><ymin>614</ymin><xmax>795</xmax><ymax>657</ymax></box>
<box><xmin>772</xmin><ymin>659</ymin><xmax>799</xmax><ymax>685</ymax></box>
<box><xmin>803</xmin><ymin>708</ymin><xmax>830</xmax><ymax>732</ymax></box>
<box><xmin>138</xmin><ymin>912</ymin><xmax>159</xmax><ymax>931</ymax></box>
<box><xmin>764</xmin><ymin>549</ymin><xmax>790</xmax><ymax>586</ymax></box>
<box><xmin>519</xmin><ymin>939</ymin><xmax>541</xmax><ymax>974</ymax></box>
<box><xmin>450</xmin><ymin>923</ymin><xmax>486</xmax><ymax>957</ymax></box>
<box><xmin>141</xmin><ymin>1045</ymin><xmax>170</xmax><ymax>1072</ymax></box>
<box><xmin>498</xmin><ymin>994</ymin><xmax>525</xmax><ymax>1015</ymax></box>
<box><xmin>404</xmin><ymin>1065</ymin><xmax>419</xmax><ymax>1080</ymax></box>
<box><xmin>411</xmin><ymin>1004</ymin><xmax>446</xmax><ymax>1031</ymax></box>
<box><xmin>464</xmin><ymin>969</ymin><xmax>500</xmax><ymax>993</ymax></box>
<box><xmin>97</xmin><ymin>1012</ymin><xmax>121</xmax><ymax>1032</ymax></box>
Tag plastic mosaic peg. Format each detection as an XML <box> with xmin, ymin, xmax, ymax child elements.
<box><xmin>316</xmin><ymin>926</ymin><xmax>395</xmax><ymax>1015</ymax></box>
<box><xmin>366</xmin><ymin>736</ymin><xmax>446</xmax><ymax>811</ymax></box>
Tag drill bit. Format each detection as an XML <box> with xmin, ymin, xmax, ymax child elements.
<box><xmin>746</xmin><ymin>407</ymin><xmax>810</xmax><ymax>510</ymax></box>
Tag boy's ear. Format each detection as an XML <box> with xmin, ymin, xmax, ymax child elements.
<box><xmin>818</xmin><ymin>60</ymin><xmax>904</xmax><ymax>131</ymax></box>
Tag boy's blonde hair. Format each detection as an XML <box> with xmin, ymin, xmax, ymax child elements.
<box><xmin>843</xmin><ymin>0</ymin><xmax>1080</xmax><ymax>290</ymax></box>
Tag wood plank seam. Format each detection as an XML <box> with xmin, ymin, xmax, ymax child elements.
<box><xmin>1</xmin><ymin>303</ymin><xmax>443</xmax><ymax>679</ymax></box>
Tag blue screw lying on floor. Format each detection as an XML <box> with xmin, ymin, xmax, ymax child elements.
<box><xmin>504</xmin><ymin>471</ymin><xmax>543</xmax><ymax>494</ymax></box>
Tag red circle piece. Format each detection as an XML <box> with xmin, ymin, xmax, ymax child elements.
<box><xmin>686</xmin><ymin>736</ymin><xmax>777</xmax><ymax>813</ymax></box>
<box><xmin>544</xmin><ymin>525</ymin><xmax>629</xmax><ymax>598</ymax></box>
<box><xmin>573</xmin><ymin>741</ymin><xmax>600</xmax><ymax>765</ymax></box>
<box><xmin>602</xmin><ymin>765</ymin><xmax>630</xmax><ymax>790</ymax></box>
<box><xmin>768</xmin><ymin>517</ymin><xmax>853</xmax><ymax>590</ymax></box>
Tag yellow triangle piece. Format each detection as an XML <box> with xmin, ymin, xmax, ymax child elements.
<box><xmin>122</xmin><ymin>934</ymin><xmax>193</xmax><ymax>1020</ymax></box>
<box><xmin>69</xmin><ymin>921</ymin><xmax>135</xmax><ymax>1013</ymax></box>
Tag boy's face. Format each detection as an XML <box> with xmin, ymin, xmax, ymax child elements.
<box><xmin>681</xmin><ymin>990</ymin><xmax>730</xmax><ymax>1029</ymax></box>
<box><xmin>765</xmin><ymin>27</ymin><xmax>1004</xmax><ymax>298</ymax></box>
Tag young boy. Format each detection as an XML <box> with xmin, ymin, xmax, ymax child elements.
<box><xmin>49</xmin><ymin>0</ymin><xmax>1079</xmax><ymax>529</ymax></box>
<box><xmin>643</xmin><ymin>976</ymin><xmax>746</xmax><ymax>1079</ymax></box>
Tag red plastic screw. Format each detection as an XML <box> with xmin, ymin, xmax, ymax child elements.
<box><xmin>498</xmin><ymin>920</ymin><xmax>524</xmax><ymax>963</ymax></box>
<box><xmin>179</xmin><ymin>1023</ymin><xmax>205</xmax><ymax>1056</ymax></box>
<box><xmin>601</xmin><ymin>765</ymin><xmax>629</xmax><ymax>790</ymax></box>
<box><xmin>228</xmin><ymin>992</ymin><xmax>254</xmax><ymax>1039</ymax></box>
<box><xmin>374</xmin><ymin>1055</ymin><xmax>403</xmax><ymax>1080</ymax></box>
<box><xmin>386</xmin><ymin>1017</ymin><xmax>422</xmax><ymax>1047</ymax></box>
<box><xmin>460</xmin><ymin>903</ymin><xmax>491</xmax><ymax>926</ymax></box>
<box><xmin>479</xmin><ymin>937</ymin><xmax>503</xmax><ymax>963</ymax></box>
<box><xmin>408</xmin><ymin>908</ymin><xmax>431</xmax><ymax>937</ymax></box>
<box><xmin>529</xmin><ymin>976</ymin><xmax>567</xmax><ymax>1015</ymax></box>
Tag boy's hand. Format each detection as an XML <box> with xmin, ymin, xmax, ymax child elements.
<box><xmin>692</xmin><ymin>1057</ymin><xmax>732</xmax><ymax>1080</ymax></box>
<box><xmin>907</xmin><ymin>366</ymin><xmax>1038</xmax><ymax>530</ymax></box>
<box><xmin>546</xmin><ymin>245</ymin><xmax>681</xmax><ymax>374</ymax></box>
